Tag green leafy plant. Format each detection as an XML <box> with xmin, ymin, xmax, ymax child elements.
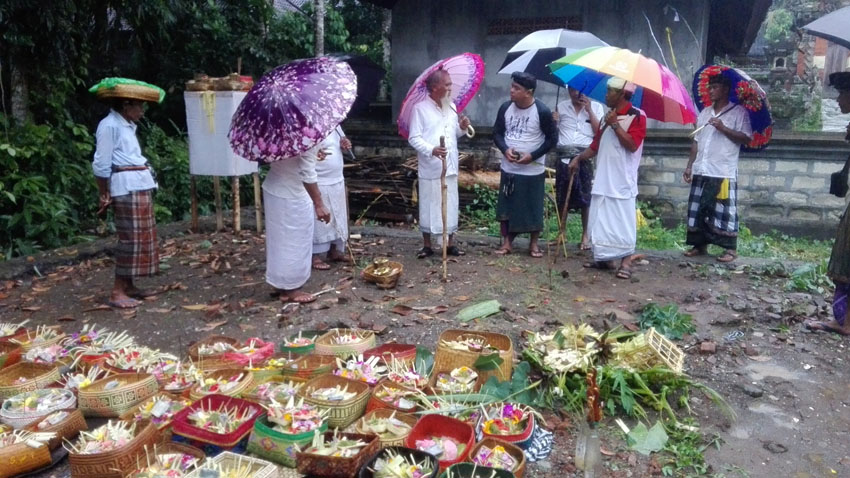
<box><xmin>638</xmin><ymin>304</ymin><xmax>696</xmax><ymax>340</ymax></box>
<box><xmin>785</xmin><ymin>260</ymin><xmax>833</xmax><ymax>295</ymax></box>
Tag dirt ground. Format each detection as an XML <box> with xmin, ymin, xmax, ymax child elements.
<box><xmin>2</xmin><ymin>223</ymin><xmax>849</xmax><ymax>478</ymax></box>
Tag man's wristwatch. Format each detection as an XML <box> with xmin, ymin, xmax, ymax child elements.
<box><xmin>611</xmin><ymin>123</ymin><xmax>619</xmax><ymax>130</ymax></box>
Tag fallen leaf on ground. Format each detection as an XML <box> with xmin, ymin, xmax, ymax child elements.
<box><xmin>453</xmin><ymin>296</ymin><xmax>470</xmax><ymax>302</ymax></box>
<box><xmin>31</xmin><ymin>286</ymin><xmax>51</xmax><ymax>293</ymax></box>
<box><xmin>391</xmin><ymin>305</ymin><xmax>414</xmax><ymax>316</ymax></box>
<box><xmin>148</xmin><ymin>307</ymin><xmax>176</xmax><ymax>314</ymax></box>
<box><xmin>57</xmin><ymin>316</ymin><xmax>75</xmax><ymax>322</ymax></box>
<box><xmin>82</xmin><ymin>304</ymin><xmax>111</xmax><ymax>313</ymax></box>
<box><xmin>372</xmin><ymin>325</ymin><xmax>388</xmax><ymax>335</ymax></box>
<box><xmin>182</xmin><ymin>304</ymin><xmax>208</xmax><ymax>311</ymax></box>
<box><xmin>21</xmin><ymin>306</ymin><xmax>42</xmax><ymax>312</ymax></box>
<box><xmin>238</xmin><ymin>323</ymin><xmax>256</xmax><ymax>331</ymax></box>
<box><xmin>79</xmin><ymin>295</ymin><xmax>96</xmax><ymax>302</ymax></box>
<box><xmin>195</xmin><ymin>319</ymin><xmax>228</xmax><ymax>332</ymax></box>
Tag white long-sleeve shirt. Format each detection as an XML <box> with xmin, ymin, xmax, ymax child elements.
<box><xmin>315</xmin><ymin>128</ymin><xmax>345</xmax><ymax>186</ymax></box>
<box><xmin>407</xmin><ymin>98</ymin><xmax>466</xmax><ymax>180</ymax></box>
<box><xmin>91</xmin><ymin>110</ymin><xmax>157</xmax><ymax>197</ymax></box>
<box><xmin>262</xmin><ymin>146</ymin><xmax>319</xmax><ymax>200</ymax></box>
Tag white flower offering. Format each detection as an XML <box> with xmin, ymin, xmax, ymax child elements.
<box><xmin>305</xmin><ymin>428</ymin><xmax>367</xmax><ymax>458</ymax></box>
<box><xmin>330</xmin><ymin>329</ymin><xmax>369</xmax><ymax>345</ymax></box>
<box><xmin>0</xmin><ymin>429</ymin><xmax>56</xmax><ymax>449</ymax></box>
<box><xmin>60</xmin><ymin>366</ymin><xmax>106</xmax><ymax>391</ymax></box>
<box><xmin>0</xmin><ymin>319</ymin><xmax>29</xmax><ymax>338</ymax></box>
<box><xmin>435</xmin><ymin>367</ymin><xmax>478</xmax><ymax>393</ymax></box>
<box><xmin>105</xmin><ymin>346</ymin><xmax>178</xmax><ymax>371</ymax></box>
<box><xmin>385</xmin><ymin>358</ymin><xmax>428</xmax><ymax>389</ymax></box>
<box><xmin>36</xmin><ymin>410</ymin><xmax>69</xmax><ymax>429</ymax></box>
<box><xmin>251</xmin><ymin>379</ymin><xmax>301</xmax><ymax>402</ymax></box>
<box><xmin>283</xmin><ymin>331</ymin><xmax>313</xmax><ymax>348</ymax></box>
<box><xmin>2</xmin><ymin>388</ymin><xmax>74</xmax><ymax>414</ymax></box>
<box><xmin>265</xmin><ymin>396</ymin><xmax>327</xmax><ymax>434</ymax></box>
<box><xmin>64</xmin><ymin>420</ymin><xmax>138</xmax><ymax>454</ymax></box>
<box><xmin>359</xmin><ymin>411</ymin><xmax>412</xmax><ymax>439</ymax></box>
<box><xmin>372</xmin><ymin>448</ymin><xmax>434</xmax><ymax>478</ymax></box>
<box><xmin>196</xmin><ymin>341</ymin><xmax>234</xmax><ymax>356</ymax></box>
<box><xmin>10</xmin><ymin>325</ymin><xmax>63</xmax><ymax>348</ymax></box>
<box><xmin>186</xmin><ymin>403</ymin><xmax>256</xmax><ymax>435</ymax></box>
<box><xmin>309</xmin><ymin>384</ymin><xmax>357</xmax><ymax>402</ymax></box>
<box><xmin>334</xmin><ymin>354</ymin><xmax>387</xmax><ymax>385</ymax></box>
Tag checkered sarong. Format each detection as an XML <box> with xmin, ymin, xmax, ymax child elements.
<box><xmin>112</xmin><ymin>190</ymin><xmax>159</xmax><ymax>278</ymax></box>
<box><xmin>686</xmin><ymin>175</ymin><xmax>738</xmax><ymax>250</ymax></box>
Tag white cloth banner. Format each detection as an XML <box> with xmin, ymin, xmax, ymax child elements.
<box><xmin>589</xmin><ymin>193</ymin><xmax>636</xmax><ymax>262</ymax></box>
<box><xmin>264</xmin><ymin>191</ymin><xmax>313</xmax><ymax>290</ymax></box>
<box><xmin>185</xmin><ymin>91</ymin><xmax>258</xmax><ymax>176</ymax></box>
<box><xmin>418</xmin><ymin>175</ymin><xmax>458</xmax><ymax>236</ymax></box>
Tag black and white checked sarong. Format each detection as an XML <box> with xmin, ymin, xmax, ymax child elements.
<box><xmin>686</xmin><ymin>175</ymin><xmax>738</xmax><ymax>250</ymax></box>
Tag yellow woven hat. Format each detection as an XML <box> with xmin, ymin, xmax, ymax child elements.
<box><xmin>89</xmin><ymin>77</ymin><xmax>165</xmax><ymax>103</ymax></box>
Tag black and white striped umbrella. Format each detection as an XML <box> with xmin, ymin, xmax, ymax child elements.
<box><xmin>498</xmin><ymin>29</ymin><xmax>608</xmax><ymax>86</ymax></box>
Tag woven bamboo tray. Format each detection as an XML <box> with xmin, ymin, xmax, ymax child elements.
<box><xmin>434</xmin><ymin>330</ymin><xmax>514</xmax><ymax>382</ymax></box>
<box><xmin>0</xmin><ymin>388</ymin><xmax>76</xmax><ymax>428</ymax></box>
<box><xmin>296</xmin><ymin>431</ymin><xmax>379</xmax><ymax>478</ymax></box>
<box><xmin>0</xmin><ymin>342</ymin><xmax>22</xmax><ymax>370</ymax></box>
<box><xmin>366</xmin><ymin>379</ymin><xmax>418</xmax><ymax>414</ymax></box>
<box><xmin>247</xmin><ymin>415</ymin><xmax>329</xmax><ymax>467</ymax></box>
<box><xmin>9</xmin><ymin>326</ymin><xmax>65</xmax><ymax>352</ymax></box>
<box><xmin>188</xmin><ymin>335</ymin><xmax>240</xmax><ymax>362</ymax></box>
<box><xmin>298</xmin><ymin>375</ymin><xmax>371</xmax><ymax>428</ymax></box>
<box><xmin>187</xmin><ymin>451</ymin><xmax>279</xmax><ymax>478</ymax></box>
<box><xmin>0</xmin><ymin>440</ymin><xmax>52</xmax><ymax>478</ymax></box>
<box><xmin>189</xmin><ymin>368</ymin><xmax>254</xmax><ymax>400</ymax></box>
<box><xmin>358</xmin><ymin>446</ymin><xmax>439</xmax><ymax>478</ymax></box>
<box><xmin>0</xmin><ymin>362</ymin><xmax>60</xmax><ymax>399</ymax></box>
<box><xmin>315</xmin><ymin>329</ymin><xmax>377</xmax><ymax>357</ymax></box>
<box><xmin>94</xmin><ymin>83</ymin><xmax>161</xmax><ymax>103</ymax></box>
<box><xmin>470</xmin><ymin>437</ymin><xmax>527</xmax><ymax>478</ymax></box>
<box><xmin>68</xmin><ymin>419</ymin><xmax>160</xmax><ymax>478</ymax></box>
<box><xmin>78</xmin><ymin>372</ymin><xmax>158</xmax><ymax>417</ymax></box>
<box><xmin>282</xmin><ymin>354</ymin><xmax>336</xmax><ymax>381</ymax></box>
<box><xmin>25</xmin><ymin>408</ymin><xmax>87</xmax><ymax>450</ymax></box>
<box><xmin>355</xmin><ymin>409</ymin><xmax>418</xmax><ymax>448</ymax></box>
<box><xmin>361</xmin><ymin>261</ymin><xmax>403</xmax><ymax>289</ymax></box>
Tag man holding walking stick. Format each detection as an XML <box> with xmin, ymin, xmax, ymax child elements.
<box><xmin>408</xmin><ymin>69</ymin><xmax>471</xmax><ymax>259</ymax></box>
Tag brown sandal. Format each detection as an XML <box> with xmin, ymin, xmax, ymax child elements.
<box><xmin>716</xmin><ymin>250</ymin><xmax>738</xmax><ymax>263</ymax></box>
<box><xmin>683</xmin><ymin>247</ymin><xmax>707</xmax><ymax>257</ymax></box>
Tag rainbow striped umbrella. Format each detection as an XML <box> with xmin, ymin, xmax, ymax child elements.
<box><xmin>549</xmin><ymin>46</ymin><xmax>697</xmax><ymax>125</ymax></box>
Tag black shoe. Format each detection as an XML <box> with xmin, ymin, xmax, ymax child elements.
<box><xmin>446</xmin><ymin>245</ymin><xmax>465</xmax><ymax>256</ymax></box>
<box><xmin>417</xmin><ymin>247</ymin><xmax>434</xmax><ymax>259</ymax></box>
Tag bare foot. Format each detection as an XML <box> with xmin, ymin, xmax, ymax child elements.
<box><xmin>312</xmin><ymin>257</ymin><xmax>331</xmax><ymax>270</ymax></box>
<box><xmin>280</xmin><ymin>291</ymin><xmax>316</xmax><ymax>304</ymax></box>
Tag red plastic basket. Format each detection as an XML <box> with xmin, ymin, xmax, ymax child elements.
<box><xmin>404</xmin><ymin>414</ymin><xmax>474</xmax><ymax>472</ymax></box>
<box><xmin>364</xmin><ymin>344</ymin><xmax>416</xmax><ymax>366</ymax></box>
<box><xmin>481</xmin><ymin>413</ymin><xmax>536</xmax><ymax>449</ymax></box>
<box><xmin>171</xmin><ymin>394</ymin><xmax>263</xmax><ymax>448</ymax></box>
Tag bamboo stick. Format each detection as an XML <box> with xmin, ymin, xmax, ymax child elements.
<box><xmin>190</xmin><ymin>176</ymin><xmax>199</xmax><ymax>233</ymax></box>
<box><xmin>253</xmin><ymin>172</ymin><xmax>263</xmax><ymax>234</ymax></box>
<box><xmin>554</xmin><ymin>169</ymin><xmax>575</xmax><ymax>264</ymax></box>
<box><xmin>440</xmin><ymin>136</ymin><xmax>448</xmax><ymax>282</ymax></box>
<box><xmin>232</xmin><ymin>176</ymin><xmax>241</xmax><ymax>232</ymax></box>
<box><xmin>213</xmin><ymin>176</ymin><xmax>224</xmax><ymax>231</ymax></box>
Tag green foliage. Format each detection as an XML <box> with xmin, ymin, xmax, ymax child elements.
<box><xmin>764</xmin><ymin>8</ymin><xmax>794</xmax><ymax>45</ymax></box>
<box><xmin>477</xmin><ymin>361</ymin><xmax>543</xmax><ymax>407</ymax></box>
<box><xmin>660</xmin><ymin>419</ymin><xmax>722</xmax><ymax>477</ymax></box>
<box><xmin>414</xmin><ymin>346</ymin><xmax>435</xmax><ymax>377</ymax></box>
<box><xmin>785</xmin><ymin>259</ymin><xmax>833</xmax><ymax>294</ymax></box>
<box><xmin>638</xmin><ymin>304</ymin><xmax>696</xmax><ymax>340</ymax></box>
<box><xmin>472</xmin><ymin>352</ymin><xmax>504</xmax><ymax>372</ymax></box>
<box><xmin>792</xmin><ymin>96</ymin><xmax>822</xmax><ymax>132</ymax></box>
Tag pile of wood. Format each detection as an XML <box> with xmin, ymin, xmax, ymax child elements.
<box><xmin>344</xmin><ymin>153</ymin><xmax>501</xmax><ymax>223</ymax></box>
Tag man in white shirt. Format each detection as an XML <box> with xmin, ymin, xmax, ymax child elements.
<box><xmin>554</xmin><ymin>87</ymin><xmax>604</xmax><ymax>250</ymax></box>
<box><xmin>570</xmin><ymin>77</ymin><xmax>647</xmax><ymax>279</ymax></box>
<box><xmin>311</xmin><ymin>128</ymin><xmax>353</xmax><ymax>270</ymax></box>
<box><xmin>492</xmin><ymin>72</ymin><xmax>558</xmax><ymax>257</ymax></box>
<box><xmin>407</xmin><ymin>69</ymin><xmax>471</xmax><ymax>258</ymax></box>
<box><xmin>263</xmin><ymin>147</ymin><xmax>331</xmax><ymax>303</ymax></box>
<box><xmin>92</xmin><ymin>98</ymin><xmax>161</xmax><ymax>309</ymax></box>
<box><xmin>682</xmin><ymin>74</ymin><xmax>753</xmax><ymax>263</ymax></box>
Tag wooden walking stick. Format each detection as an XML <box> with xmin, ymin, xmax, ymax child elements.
<box><xmin>440</xmin><ymin>136</ymin><xmax>448</xmax><ymax>282</ymax></box>
<box><xmin>554</xmin><ymin>167</ymin><xmax>576</xmax><ymax>264</ymax></box>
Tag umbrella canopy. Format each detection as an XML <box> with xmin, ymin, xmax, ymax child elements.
<box><xmin>693</xmin><ymin>64</ymin><xmax>773</xmax><ymax>152</ymax></box>
<box><xmin>802</xmin><ymin>6</ymin><xmax>850</xmax><ymax>50</ymax></box>
<box><xmin>498</xmin><ymin>29</ymin><xmax>608</xmax><ymax>86</ymax></box>
<box><xmin>327</xmin><ymin>53</ymin><xmax>386</xmax><ymax>116</ymax></box>
<box><xmin>229</xmin><ymin>57</ymin><xmax>357</xmax><ymax>163</ymax></box>
<box><xmin>397</xmin><ymin>52</ymin><xmax>485</xmax><ymax>139</ymax></box>
<box><xmin>549</xmin><ymin>46</ymin><xmax>698</xmax><ymax>125</ymax></box>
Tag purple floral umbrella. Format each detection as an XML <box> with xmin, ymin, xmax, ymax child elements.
<box><xmin>229</xmin><ymin>57</ymin><xmax>357</xmax><ymax>163</ymax></box>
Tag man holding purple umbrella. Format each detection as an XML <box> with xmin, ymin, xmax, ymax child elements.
<box><xmin>263</xmin><ymin>146</ymin><xmax>331</xmax><ymax>304</ymax></box>
<box><xmin>408</xmin><ymin>69</ymin><xmax>471</xmax><ymax>259</ymax></box>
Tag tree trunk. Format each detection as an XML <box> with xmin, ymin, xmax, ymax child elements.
<box><xmin>9</xmin><ymin>60</ymin><xmax>29</xmax><ymax>125</ymax></box>
<box><xmin>379</xmin><ymin>8</ymin><xmax>392</xmax><ymax>101</ymax></box>
<box><xmin>314</xmin><ymin>0</ymin><xmax>325</xmax><ymax>56</ymax></box>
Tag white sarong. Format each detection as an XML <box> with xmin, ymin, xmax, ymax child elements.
<box><xmin>418</xmin><ymin>175</ymin><xmax>458</xmax><ymax>237</ymax></box>
<box><xmin>588</xmin><ymin>194</ymin><xmax>636</xmax><ymax>262</ymax></box>
<box><xmin>264</xmin><ymin>191</ymin><xmax>314</xmax><ymax>290</ymax></box>
<box><xmin>312</xmin><ymin>180</ymin><xmax>348</xmax><ymax>254</ymax></box>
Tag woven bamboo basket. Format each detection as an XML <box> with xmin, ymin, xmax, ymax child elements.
<box><xmin>77</xmin><ymin>372</ymin><xmax>158</xmax><ymax>417</ymax></box>
<box><xmin>315</xmin><ymin>329</ymin><xmax>377</xmax><ymax>357</ymax></box>
<box><xmin>470</xmin><ymin>437</ymin><xmax>527</xmax><ymax>478</ymax></box>
<box><xmin>355</xmin><ymin>409</ymin><xmax>418</xmax><ymax>448</ymax></box>
<box><xmin>9</xmin><ymin>326</ymin><xmax>65</xmax><ymax>352</ymax></box>
<box><xmin>25</xmin><ymin>408</ymin><xmax>87</xmax><ymax>450</ymax></box>
<box><xmin>298</xmin><ymin>375</ymin><xmax>371</xmax><ymax>428</ymax></box>
<box><xmin>119</xmin><ymin>393</ymin><xmax>193</xmax><ymax>434</ymax></box>
<box><xmin>426</xmin><ymin>367</ymin><xmax>485</xmax><ymax>396</ymax></box>
<box><xmin>440</xmin><ymin>463</ymin><xmax>516</xmax><ymax>478</ymax></box>
<box><xmin>189</xmin><ymin>368</ymin><xmax>254</xmax><ymax>401</ymax></box>
<box><xmin>646</xmin><ymin>327</ymin><xmax>685</xmax><ymax>373</ymax></box>
<box><xmin>241</xmin><ymin>375</ymin><xmax>305</xmax><ymax>405</ymax></box>
<box><xmin>358</xmin><ymin>446</ymin><xmax>439</xmax><ymax>478</ymax></box>
<box><xmin>188</xmin><ymin>335</ymin><xmax>241</xmax><ymax>362</ymax></box>
<box><xmin>187</xmin><ymin>451</ymin><xmax>279</xmax><ymax>478</ymax></box>
<box><xmin>68</xmin><ymin>419</ymin><xmax>159</xmax><ymax>478</ymax></box>
<box><xmin>296</xmin><ymin>431</ymin><xmax>379</xmax><ymax>478</ymax></box>
<box><xmin>0</xmin><ymin>388</ymin><xmax>76</xmax><ymax>428</ymax></box>
<box><xmin>0</xmin><ymin>362</ymin><xmax>60</xmax><ymax>399</ymax></box>
<box><xmin>94</xmin><ymin>83</ymin><xmax>162</xmax><ymax>103</ymax></box>
<box><xmin>364</xmin><ymin>344</ymin><xmax>417</xmax><ymax>367</ymax></box>
<box><xmin>361</xmin><ymin>261</ymin><xmax>403</xmax><ymax>289</ymax></box>
<box><xmin>366</xmin><ymin>379</ymin><xmax>418</xmax><ymax>414</ymax></box>
<box><xmin>279</xmin><ymin>330</ymin><xmax>321</xmax><ymax>355</ymax></box>
<box><xmin>434</xmin><ymin>330</ymin><xmax>514</xmax><ymax>382</ymax></box>
<box><xmin>247</xmin><ymin>415</ymin><xmax>329</xmax><ymax>467</ymax></box>
<box><xmin>128</xmin><ymin>441</ymin><xmax>205</xmax><ymax>474</ymax></box>
<box><xmin>282</xmin><ymin>354</ymin><xmax>336</xmax><ymax>381</ymax></box>
<box><xmin>0</xmin><ymin>342</ymin><xmax>22</xmax><ymax>370</ymax></box>
<box><xmin>0</xmin><ymin>440</ymin><xmax>52</xmax><ymax>478</ymax></box>
<box><xmin>245</xmin><ymin>353</ymin><xmax>297</xmax><ymax>382</ymax></box>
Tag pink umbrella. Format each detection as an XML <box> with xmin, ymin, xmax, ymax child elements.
<box><xmin>397</xmin><ymin>53</ymin><xmax>485</xmax><ymax>139</ymax></box>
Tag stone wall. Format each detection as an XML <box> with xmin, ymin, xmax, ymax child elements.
<box><xmin>345</xmin><ymin>122</ymin><xmax>849</xmax><ymax>238</ymax></box>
